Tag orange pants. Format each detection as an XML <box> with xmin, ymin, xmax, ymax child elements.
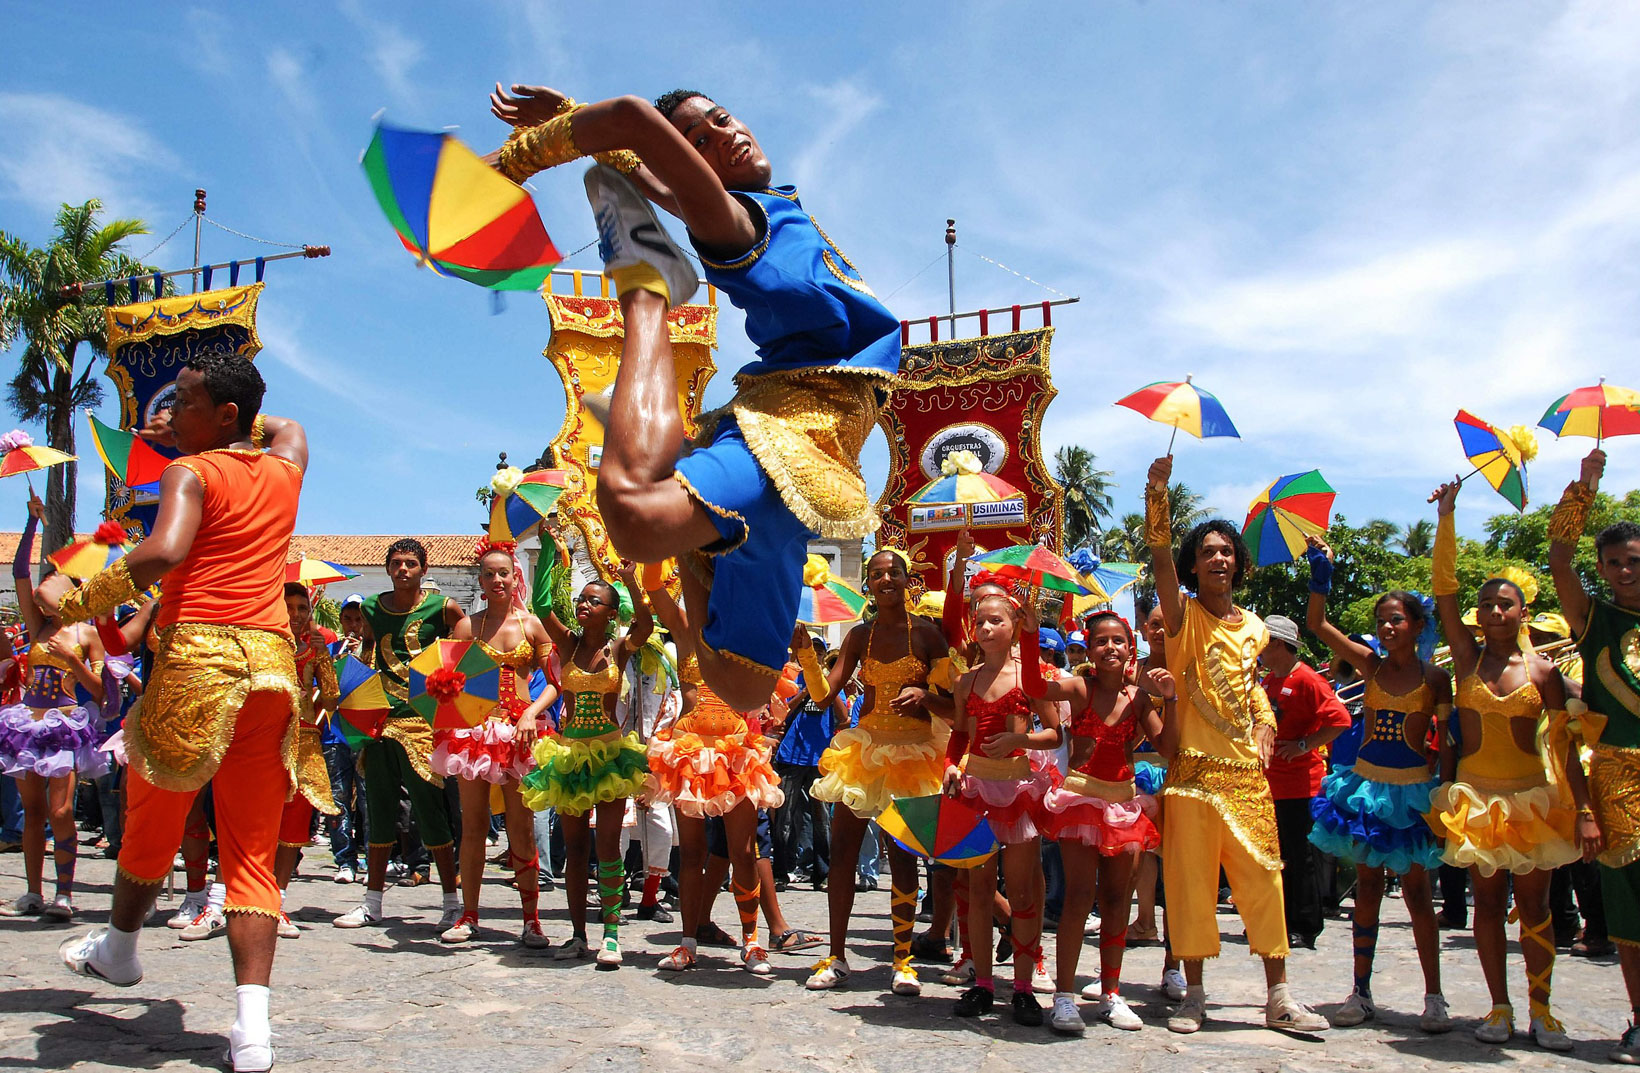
<box><xmin>278</xmin><ymin>797</ymin><xmax>314</xmax><ymax>847</ymax></box>
<box><xmin>117</xmin><ymin>691</ymin><xmax>292</xmax><ymax>917</ymax></box>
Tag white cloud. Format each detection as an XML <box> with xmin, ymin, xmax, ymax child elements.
<box><xmin>0</xmin><ymin>94</ymin><xmax>178</xmax><ymax>219</ymax></box>
<box><xmin>789</xmin><ymin>80</ymin><xmax>884</xmax><ymax>195</ymax></box>
<box><xmin>338</xmin><ymin>0</ymin><xmax>426</xmax><ymax>105</ymax></box>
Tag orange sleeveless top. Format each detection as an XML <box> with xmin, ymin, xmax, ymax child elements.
<box><xmin>154</xmin><ymin>449</ymin><xmax>303</xmax><ymax>636</ymax></box>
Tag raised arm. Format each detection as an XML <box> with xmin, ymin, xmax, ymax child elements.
<box><xmin>1428</xmin><ymin>477</ymin><xmax>1479</xmax><ymax>671</ymax></box>
<box><xmin>617</xmin><ymin>561</ymin><xmax>654</xmax><ymax>654</ymax></box>
<box><xmin>1303</xmin><ymin>537</ymin><xmax>1378</xmax><ymax>673</ymax></box>
<box><xmin>942</xmin><ymin>527</ymin><xmax>974</xmax><ymax>647</ymax></box>
<box><xmin>1145</xmin><ymin>457</ymin><xmax>1184</xmax><ymax>634</ymax></box>
<box><xmin>257</xmin><ymin>415</ymin><xmax>308</xmax><ymax>472</ymax></box>
<box><xmin>1547</xmin><ymin>449</ymin><xmax>1603</xmax><ymax>637</ymax></box>
<box><xmin>14</xmin><ymin>495</ymin><xmax>43</xmax><ymax>639</ymax></box>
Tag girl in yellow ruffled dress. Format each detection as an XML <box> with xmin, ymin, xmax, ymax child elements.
<box><xmin>805</xmin><ymin>549</ymin><xmax>952</xmax><ymax>997</ymax></box>
<box><xmin>1427</xmin><ymin>479</ymin><xmax>1602</xmax><ymax>1051</ymax></box>
<box><xmin>640</xmin><ymin>570</ymin><xmax>784</xmax><ymax>974</ymax></box>
<box><xmin>519</xmin><ymin>558</ymin><xmax>652</xmax><ymax>969</ymax></box>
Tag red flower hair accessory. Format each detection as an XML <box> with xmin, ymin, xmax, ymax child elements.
<box><xmin>472</xmin><ymin>536</ymin><xmax>517</xmax><ymax>562</ymax></box>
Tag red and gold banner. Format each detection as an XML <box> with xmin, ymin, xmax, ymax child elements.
<box><xmin>543</xmin><ymin>287</ymin><xmax>717</xmax><ymax>582</ymax></box>
<box><xmin>875</xmin><ymin>327</ymin><xmax>1064</xmax><ymax>590</ymax></box>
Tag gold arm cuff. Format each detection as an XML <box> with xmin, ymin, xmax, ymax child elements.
<box><xmin>1144</xmin><ymin>483</ymin><xmax>1171</xmax><ymax>548</ymax></box>
<box><xmin>796</xmin><ymin>645</ymin><xmax>831</xmax><ymax>705</ymax></box>
<box><xmin>1548</xmin><ymin>480</ymin><xmax>1594</xmax><ymax>545</ymax></box>
<box><xmin>1432</xmin><ymin>511</ymin><xmax>1458</xmax><ymax>597</ymax></box>
<box><xmin>251</xmin><ymin>414</ymin><xmax>268</xmax><ymax>450</ymax></box>
<box><xmin>57</xmin><ymin>559</ymin><xmax>137</xmax><ymax>623</ymax></box>
<box><xmin>494</xmin><ymin>106</ymin><xmax>643</xmax><ymax>183</ymax></box>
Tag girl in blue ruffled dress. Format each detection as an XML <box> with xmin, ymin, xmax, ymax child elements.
<box><xmin>1304</xmin><ymin>539</ymin><xmax>1451</xmax><ymax>1032</ymax></box>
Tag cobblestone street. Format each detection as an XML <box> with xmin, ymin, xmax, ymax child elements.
<box><xmin>0</xmin><ymin>847</ymin><xmax>1631</xmax><ymax>1071</ymax></box>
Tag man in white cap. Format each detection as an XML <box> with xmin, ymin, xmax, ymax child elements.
<box><xmin>1259</xmin><ymin>614</ymin><xmax>1351</xmax><ymax>949</ymax></box>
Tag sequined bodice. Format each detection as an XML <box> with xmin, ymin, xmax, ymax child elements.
<box><xmin>1455</xmin><ymin>672</ymin><xmax>1545</xmax><ymax>787</ymax></box>
<box><xmin>561</xmin><ymin>657</ymin><xmax>621</xmax><ymax>696</ymax></box>
<box><xmin>559</xmin><ymin>644</ymin><xmax>621</xmax><ymax>739</ymax></box>
<box><xmin>856</xmin><ymin>621</ymin><xmax>932</xmax><ymax>739</ymax></box>
<box><xmin>1356</xmin><ymin>677</ymin><xmax>1433</xmax><ymax>778</ymax></box>
<box><xmin>965</xmin><ymin>687</ymin><xmax>1029</xmax><ymax>757</ymax></box>
<box><xmin>1073</xmin><ymin>694</ymin><xmax>1139</xmax><ymax>781</ymax></box>
<box><xmin>24</xmin><ymin>638</ymin><xmax>91</xmax><ymax>705</ymax></box>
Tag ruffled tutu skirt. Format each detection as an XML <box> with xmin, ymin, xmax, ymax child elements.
<box><xmin>1042</xmin><ymin>772</ymin><xmax>1159</xmax><ymax>854</ymax></box>
<box><xmin>644</xmin><ymin>722</ymin><xmax>784</xmax><ymax>819</ymax></box>
<box><xmin>813</xmin><ymin>723</ymin><xmax>944</xmax><ymax>819</ymax></box>
<box><xmin>1309</xmin><ymin>766</ymin><xmax>1442</xmax><ymax>874</ymax></box>
<box><xmin>959</xmin><ymin>754</ymin><xmax>1060</xmax><ymax>843</ymax></box>
<box><xmin>1427</xmin><ymin>780</ymin><xmax>1580</xmax><ymax>877</ymax></box>
<box><xmin>0</xmin><ymin>702</ymin><xmax>108</xmax><ymax>779</ymax></box>
<box><xmin>431</xmin><ymin>719</ymin><xmax>536</xmax><ymax>785</ymax></box>
<box><xmin>519</xmin><ymin>732</ymin><xmax>648</xmax><ymax>817</ymax></box>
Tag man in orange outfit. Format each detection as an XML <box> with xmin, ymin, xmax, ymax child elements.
<box><xmin>41</xmin><ymin>353</ymin><xmax>306</xmax><ymax>1073</ymax></box>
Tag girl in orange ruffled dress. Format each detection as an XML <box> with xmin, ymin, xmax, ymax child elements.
<box><xmin>436</xmin><ymin>541</ymin><xmax>560</xmax><ymax>947</ymax></box>
<box><xmin>641</xmin><ymin>569</ymin><xmax>784</xmax><ymax>974</ymax></box>
<box><xmin>943</xmin><ymin>592</ymin><xmax>1063</xmax><ymax>1027</ymax></box>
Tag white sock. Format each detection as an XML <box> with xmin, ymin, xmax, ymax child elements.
<box><xmin>232</xmin><ymin>984</ymin><xmax>270</xmax><ymax>1041</ymax></box>
<box><xmin>1186</xmin><ymin>984</ymin><xmax>1206</xmax><ymax>1002</ymax></box>
<box><xmin>441</xmin><ymin>890</ymin><xmax>460</xmax><ymax>913</ymax></box>
<box><xmin>279</xmin><ymin>887</ymin><xmax>288</xmax><ymax>911</ymax></box>
<box><xmin>681</xmin><ymin>937</ymin><xmax>698</xmax><ymax>954</ymax></box>
<box><xmin>1268</xmin><ymin>982</ymin><xmax>1290</xmax><ymax>1006</ymax></box>
<box><xmin>206</xmin><ymin>882</ymin><xmax>226</xmax><ymax>913</ymax></box>
<box><xmin>363</xmin><ymin>889</ymin><xmax>383</xmax><ymax>917</ymax></box>
<box><xmin>101</xmin><ymin>924</ymin><xmax>140</xmax><ymax>964</ymax></box>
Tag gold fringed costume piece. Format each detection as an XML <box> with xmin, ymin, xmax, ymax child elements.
<box><xmin>1548</xmin><ymin>480</ymin><xmax>1595</xmax><ymax>546</ymax></box>
<box><xmin>372</xmin><ymin>715</ymin><xmax>442</xmax><ymax>787</ymax></box>
<box><xmin>494</xmin><ymin>103</ymin><xmax>641</xmax><ymax>184</ymax></box>
<box><xmin>722</xmin><ymin>372</ymin><xmax>886</xmax><ymax>540</ymax></box>
<box><xmin>1161</xmin><ymin>748</ymin><xmax>1283</xmax><ymax>871</ymax></box>
<box><xmin>1590</xmin><ymin>742</ymin><xmax>1640</xmax><ymax>868</ymax></box>
<box><xmin>293</xmin><ymin>653</ymin><xmax>339</xmax><ymax>815</ymax></box>
<box><xmin>1144</xmin><ymin>482</ymin><xmax>1172</xmax><ymax>549</ymax></box>
<box><xmin>55</xmin><ymin>558</ymin><xmax>138</xmax><ymax>623</ymax></box>
<box><xmin>125</xmin><ymin>624</ymin><xmax>302</xmax><ymax>794</ymax></box>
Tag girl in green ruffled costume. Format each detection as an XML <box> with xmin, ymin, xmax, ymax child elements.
<box><xmin>520</xmin><ymin>551</ymin><xmax>652</xmax><ymax>968</ymax></box>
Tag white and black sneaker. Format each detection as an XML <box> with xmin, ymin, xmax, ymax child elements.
<box><xmin>583</xmin><ymin>165</ymin><xmax>698</xmax><ymax>307</ymax></box>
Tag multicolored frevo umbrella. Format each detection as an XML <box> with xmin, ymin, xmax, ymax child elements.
<box><xmin>85</xmin><ymin>412</ymin><xmax>170</xmax><ymax>494</ymax></box>
<box><xmin>969</xmin><ymin>544</ymin><xmax>1091</xmax><ymax>596</ymax></box>
<box><xmin>1243</xmin><ymin>470</ymin><xmax>1337</xmax><ymax>567</ymax></box>
<box><xmin>879</xmin><ymin>793</ymin><xmax>997</xmax><ymax>868</ymax></box>
<box><xmin>48</xmin><ymin>521</ymin><xmax>136</xmax><ymax>579</ymax></box>
<box><xmin>0</xmin><ymin>430</ymin><xmax>74</xmax><ymax>482</ymax></box>
<box><xmin>1455</xmin><ymin>409</ymin><xmax>1535</xmax><ymax>512</ymax></box>
<box><xmin>1114</xmin><ymin>376</ymin><xmax>1240</xmax><ymax>454</ymax></box>
<box><xmin>489</xmin><ymin>467</ymin><xmax>575</xmax><ymax>542</ymax></box>
<box><xmin>286</xmin><ymin>556</ymin><xmax>361</xmax><ymax>587</ymax></box>
<box><xmin>796</xmin><ymin>554</ymin><xmax>869</xmax><ymax>626</ymax></box>
<box><xmin>334</xmin><ymin>655</ymin><xmax>391</xmax><ymax>747</ymax></box>
<box><xmin>906</xmin><ymin>450</ymin><xmax>1022</xmax><ymax>506</ymax></box>
<box><xmin>407</xmin><ymin>639</ymin><xmax>503</xmax><ymax>730</ymax></box>
<box><xmin>1537</xmin><ymin>380</ymin><xmax>1640</xmax><ymax>445</ymax></box>
<box><xmin>362</xmin><ymin>122</ymin><xmax>563</xmax><ymax>291</ymax></box>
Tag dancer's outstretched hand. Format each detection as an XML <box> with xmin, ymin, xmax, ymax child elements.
<box><xmin>1581</xmin><ymin>448</ymin><xmax>1607</xmax><ymax>491</ymax></box>
<box><xmin>1428</xmin><ymin>477</ymin><xmax>1461</xmax><ymax>514</ymax></box>
<box><xmin>491</xmin><ymin>83</ymin><xmax>571</xmax><ymax>128</ymax></box>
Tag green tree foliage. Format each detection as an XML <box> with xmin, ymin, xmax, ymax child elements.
<box><xmin>1054</xmin><ymin>445</ymin><xmax>1115</xmax><ymax>552</ymax></box>
<box><xmin>0</xmin><ymin>201</ymin><xmax>154</xmax><ymax>551</ymax></box>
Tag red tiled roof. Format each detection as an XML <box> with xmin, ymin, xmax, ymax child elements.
<box><xmin>0</xmin><ymin>533</ymin><xmax>481</xmax><ymax>569</ymax></box>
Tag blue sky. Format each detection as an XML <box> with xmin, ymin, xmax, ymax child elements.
<box><xmin>2</xmin><ymin>1</ymin><xmax>1637</xmax><ymax>543</ymax></box>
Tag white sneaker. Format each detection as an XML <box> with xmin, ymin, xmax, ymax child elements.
<box><xmin>440</xmin><ymin>918</ymin><xmax>475</xmax><ymax>945</ymax></box>
<box><xmin>1419</xmin><ymin>993</ymin><xmax>1453</xmax><ymax>1034</ymax></box>
<box><xmin>1612</xmin><ymin>1019</ymin><xmax>1640</xmax><ymax>1065</ymax></box>
<box><xmin>743</xmin><ymin>943</ymin><xmax>773</xmax><ymax>976</ymax></box>
<box><xmin>890</xmin><ymin>958</ymin><xmax>920</xmax><ymax>995</ymax></box>
<box><xmin>1267</xmin><ymin>993</ymin><xmax>1329</xmax><ymax>1032</ymax></box>
<box><xmin>583</xmin><ymin>165</ymin><xmax>699</xmax><ymax>307</ymax></box>
<box><xmin>554</xmin><ymin>935</ymin><xmax>589</xmax><ymax>960</ymax></box>
<box><xmin>276</xmin><ymin>913</ymin><xmax>300</xmax><ymax>939</ymax></box>
<box><xmin>332</xmin><ymin>902</ymin><xmax>381</xmax><ymax>929</ymax></box>
<box><xmin>42</xmin><ymin>893</ymin><xmax>74</xmax><ymax>922</ymax></box>
<box><xmin>59</xmin><ymin>929</ymin><xmax>142</xmax><ymax>986</ymax></box>
<box><xmin>940</xmin><ymin>958</ymin><xmax>974</xmax><ymax>986</ymax></box>
<box><xmin>179</xmin><ymin>906</ymin><xmax>226</xmax><ymax>941</ymax></box>
<box><xmin>1474</xmin><ymin>1004</ymin><xmax>1514</xmax><ymax>1044</ymax></box>
<box><xmin>225</xmin><ymin>1024</ymin><xmax>274</xmax><ymax>1072</ymax></box>
<box><xmin>1099</xmin><ymin>992</ymin><xmax>1144</xmax><ymax>1031</ymax></box>
<box><xmin>520</xmin><ymin>919</ymin><xmax>550</xmax><ymax>949</ymax></box>
<box><xmin>805</xmin><ymin>956</ymin><xmax>851</xmax><ymax>990</ymax></box>
<box><xmin>1332</xmin><ymin>991</ymin><xmax>1375</xmax><ymax>1027</ymax></box>
<box><xmin>333</xmin><ymin>865</ymin><xmax>356</xmax><ymax>885</ymax></box>
<box><xmin>1530</xmin><ymin>1013</ymin><xmax>1574</xmax><ymax>1053</ymax></box>
<box><xmin>1168</xmin><ymin>993</ymin><xmax>1207</xmax><ymax>1034</ymax></box>
<box><xmin>167</xmin><ymin>899</ymin><xmax>205</xmax><ymax>929</ymax></box>
<box><xmin>0</xmin><ymin>892</ymin><xmax>44</xmax><ymax>917</ymax></box>
<box><xmin>1081</xmin><ymin>978</ymin><xmax>1102</xmax><ymax>1001</ymax></box>
<box><xmin>1032</xmin><ymin>956</ymin><xmax>1054</xmax><ymax>994</ymax></box>
<box><xmin>1161</xmin><ymin>968</ymin><xmax>1187</xmax><ymax>1002</ymax></box>
<box><xmin>1049</xmin><ymin>992</ymin><xmax>1085</xmax><ymax>1035</ymax></box>
<box><xmin>596</xmin><ymin>935</ymin><xmax>622</xmax><ymax>969</ymax></box>
<box><xmin>659</xmin><ymin>945</ymin><xmax>697</xmax><ymax>971</ymax></box>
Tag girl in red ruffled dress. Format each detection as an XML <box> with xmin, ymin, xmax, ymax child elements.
<box><xmin>1037</xmin><ymin>610</ymin><xmax>1171</xmax><ymax>1034</ymax></box>
<box><xmin>943</xmin><ymin>592</ymin><xmax>1063</xmax><ymax>1027</ymax></box>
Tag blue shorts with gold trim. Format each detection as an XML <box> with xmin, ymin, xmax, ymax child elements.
<box><xmin>673</xmin><ymin>415</ymin><xmax>812</xmax><ymax>677</ymax></box>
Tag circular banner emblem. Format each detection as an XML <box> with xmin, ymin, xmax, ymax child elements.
<box><xmin>920</xmin><ymin>423</ymin><xmax>1008</xmax><ymax>479</ymax></box>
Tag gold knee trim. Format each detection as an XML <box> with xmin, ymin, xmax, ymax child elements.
<box><xmin>115</xmin><ymin>864</ymin><xmax>167</xmax><ymax>886</ymax></box>
<box><xmin>224</xmin><ymin>904</ymin><xmax>279</xmax><ymax>919</ymax></box>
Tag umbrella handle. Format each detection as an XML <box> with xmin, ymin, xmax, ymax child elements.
<box><xmin>1166</xmin><ymin>424</ymin><xmax>1178</xmax><ymax>456</ymax></box>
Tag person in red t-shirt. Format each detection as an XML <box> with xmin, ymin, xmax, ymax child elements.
<box><xmin>1260</xmin><ymin>614</ymin><xmax>1350</xmax><ymax>949</ymax></box>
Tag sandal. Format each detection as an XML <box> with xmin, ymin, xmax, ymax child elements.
<box><xmin>696</xmin><ymin>921</ymin><xmax>737</xmax><ymax>948</ymax></box>
<box><xmin>772</xmin><ymin>929</ymin><xmax>826</xmax><ymax>953</ymax></box>
<box><xmin>1129</xmin><ymin>923</ymin><xmax>1160</xmax><ymax>944</ymax></box>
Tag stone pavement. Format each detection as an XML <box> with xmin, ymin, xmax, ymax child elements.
<box><xmin>0</xmin><ymin>844</ymin><xmax>1632</xmax><ymax>1071</ymax></box>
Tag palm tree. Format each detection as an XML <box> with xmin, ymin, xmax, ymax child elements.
<box><xmin>1054</xmin><ymin>445</ymin><xmax>1115</xmax><ymax>551</ymax></box>
<box><xmin>0</xmin><ymin>201</ymin><xmax>152</xmax><ymax>551</ymax></box>
<box><xmin>1165</xmin><ymin>481</ymin><xmax>1212</xmax><ymax>544</ymax></box>
<box><xmin>1099</xmin><ymin>511</ymin><xmax>1144</xmax><ymax>564</ymax></box>
<box><xmin>1398</xmin><ymin>518</ymin><xmax>1435</xmax><ymax>557</ymax></box>
<box><xmin>1362</xmin><ymin>518</ymin><xmax>1400</xmax><ymax>547</ymax></box>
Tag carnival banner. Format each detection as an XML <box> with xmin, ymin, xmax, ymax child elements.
<box><xmin>102</xmin><ymin>284</ymin><xmax>264</xmax><ymax>535</ymax></box>
<box><xmin>875</xmin><ymin>327</ymin><xmax>1064</xmax><ymax>590</ymax></box>
<box><xmin>543</xmin><ymin>285</ymin><xmax>717</xmax><ymax>582</ymax></box>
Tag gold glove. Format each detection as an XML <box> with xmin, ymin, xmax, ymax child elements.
<box><xmin>796</xmin><ymin>645</ymin><xmax>830</xmax><ymax>706</ymax></box>
<box><xmin>1432</xmin><ymin>511</ymin><xmax>1458</xmax><ymax>597</ymax></box>
<box><xmin>1548</xmin><ymin>480</ymin><xmax>1593</xmax><ymax>546</ymax></box>
<box><xmin>495</xmin><ymin>104</ymin><xmax>641</xmax><ymax>183</ymax></box>
<box><xmin>1144</xmin><ymin>482</ymin><xmax>1171</xmax><ymax>549</ymax></box>
<box><xmin>56</xmin><ymin>558</ymin><xmax>137</xmax><ymax>623</ymax></box>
